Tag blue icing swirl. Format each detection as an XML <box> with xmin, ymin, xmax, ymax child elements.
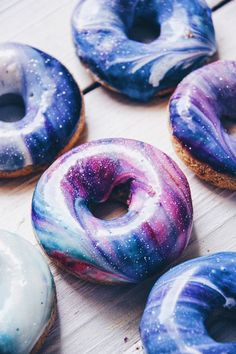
<box><xmin>72</xmin><ymin>0</ymin><xmax>216</xmax><ymax>101</ymax></box>
<box><xmin>140</xmin><ymin>252</ymin><xmax>236</xmax><ymax>354</ymax></box>
<box><xmin>0</xmin><ymin>43</ymin><xmax>83</xmax><ymax>174</ymax></box>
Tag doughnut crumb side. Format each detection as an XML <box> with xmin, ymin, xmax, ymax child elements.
<box><xmin>173</xmin><ymin>137</ymin><xmax>236</xmax><ymax>190</ymax></box>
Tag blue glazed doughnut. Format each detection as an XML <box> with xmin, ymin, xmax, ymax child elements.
<box><xmin>0</xmin><ymin>230</ymin><xmax>56</xmax><ymax>354</ymax></box>
<box><xmin>140</xmin><ymin>252</ymin><xmax>236</xmax><ymax>354</ymax></box>
<box><xmin>72</xmin><ymin>0</ymin><xmax>216</xmax><ymax>101</ymax></box>
<box><xmin>0</xmin><ymin>43</ymin><xmax>84</xmax><ymax>177</ymax></box>
<box><xmin>32</xmin><ymin>138</ymin><xmax>193</xmax><ymax>284</ymax></box>
<box><xmin>170</xmin><ymin>60</ymin><xmax>236</xmax><ymax>190</ymax></box>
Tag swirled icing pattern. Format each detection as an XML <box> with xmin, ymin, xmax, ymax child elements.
<box><xmin>32</xmin><ymin>138</ymin><xmax>193</xmax><ymax>284</ymax></box>
<box><xmin>0</xmin><ymin>43</ymin><xmax>83</xmax><ymax>174</ymax></box>
<box><xmin>0</xmin><ymin>230</ymin><xmax>55</xmax><ymax>354</ymax></box>
<box><xmin>72</xmin><ymin>0</ymin><xmax>216</xmax><ymax>101</ymax></box>
<box><xmin>140</xmin><ymin>252</ymin><xmax>236</xmax><ymax>354</ymax></box>
<box><xmin>170</xmin><ymin>60</ymin><xmax>236</xmax><ymax>177</ymax></box>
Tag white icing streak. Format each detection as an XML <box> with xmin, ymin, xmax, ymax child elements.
<box><xmin>159</xmin><ymin>266</ymin><xmax>201</xmax><ymax>354</ymax></box>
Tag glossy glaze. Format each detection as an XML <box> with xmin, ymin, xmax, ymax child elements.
<box><xmin>0</xmin><ymin>42</ymin><xmax>83</xmax><ymax>174</ymax></box>
<box><xmin>170</xmin><ymin>60</ymin><xmax>236</xmax><ymax>177</ymax></box>
<box><xmin>32</xmin><ymin>138</ymin><xmax>193</xmax><ymax>284</ymax></box>
<box><xmin>140</xmin><ymin>252</ymin><xmax>236</xmax><ymax>354</ymax></box>
<box><xmin>0</xmin><ymin>230</ymin><xmax>55</xmax><ymax>354</ymax></box>
<box><xmin>72</xmin><ymin>0</ymin><xmax>216</xmax><ymax>101</ymax></box>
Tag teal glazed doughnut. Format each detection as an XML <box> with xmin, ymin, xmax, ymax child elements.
<box><xmin>140</xmin><ymin>252</ymin><xmax>236</xmax><ymax>354</ymax></box>
<box><xmin>0</xmin><ymin>230</ymin><xmax>56</xmax><ymax>354</ymax></box>
<box><xmin>72</xmin><ymin>0</ymin><xmax>216</xmax><ymax>101</ymax></box>
<box><xmin>169</xmin><ymin>60</ymin><xmax>236</xmax><ymax>190</ymax></box>
<box><xmin>0</xmin><ymin>42</ymin><xmax>84</xmax><ymax>177</ymax></box>
<box><xmin>32</xmin><ymin>138</ymin><xmax>193</xmax><ymax>284</ymax></box>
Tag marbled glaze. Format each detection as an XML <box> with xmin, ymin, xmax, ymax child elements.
<box><xmin>72</xmin><ymin>0</ymin><xmax>216</xmax><ymax>101</ymax></box>
<box><xmin>141</xmin><ymin>252</ymin><xmax>236</xmax><ymax>354</ymax></box>
<box><xmin>0</xmin><ymin>230</ymin><xmax>55</xmax><ymax>354</ymax></box>
<box><xmin>0</xmin><ymin>42</ymin><xmax>83</xmax><ymax>174</ymax></box>
<box><xmin>170</xmin><ymin>60</ymin><xmax>236</xmax><ymax>178</ymax></box>
<box><xmin>32</xmin><ymin>138</ymin><xmax>193</xmax><ymax>284</ymax></box>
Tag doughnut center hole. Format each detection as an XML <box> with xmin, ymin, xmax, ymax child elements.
<box><xmin>206</xmin><ymin>308</ymin><xmax>236</xmax><ymax>343</ymax></box>
<box><xmin>0</xmin><ymin>93</ymin><xmax>25</xmax><ymax>122</ymax></box>
<box><xmin>128</xmin><ymin>17</ymin><xmax>161</xmax><ymax>43</ymax></box>
<box><xmin>221</xmin><ymin>115</ymin><xmax>236</xmax><ymax>137</ymax></box>
<box><xmin>89</xmin><ymin>181</ymin><xmax>131</xmax><ymax>221</ymax></box>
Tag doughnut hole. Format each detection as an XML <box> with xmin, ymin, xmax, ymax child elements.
<box><xmin>62</xmin><ymin>156</ymin><xmax>138</xmax><ymax>221</ymax></box>
<box><xmin>89</xmin><ymin>180</ymin><xmax>132</xmax><ymax>220</ymax></box>
<box><xmin>128</xmin><ymin>16</ymin><xmax>161</xmax><ymax>43</ymax></box>
<box><xmin>221</xmin><ymin>115</ymin><xmax>236</xmax><ymax>137</ymax></box>
<box><xmin>218</xmin><ymin>78</ymin><xmax>236</xmax><ymax>138</ymax></box>
<box><xmin>206</xmin><ymin>308</ymin><xmax>236</xmax><ymax>343</ymax></box>
<box><xmin>0</xmin><ymin>93</ymin><xmax>25</xmax><ymax>122</ymax></box>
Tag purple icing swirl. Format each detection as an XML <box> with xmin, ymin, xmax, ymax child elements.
<box><xmin>32</xmin><ymin>139</ymin><xmax>193</xmax><ymax>284</ymax></box>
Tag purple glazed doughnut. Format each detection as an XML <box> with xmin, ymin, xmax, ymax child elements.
<box><xmin>32</xmin><ymin>139</ymin><xmax>193</xmax><ymax>284</ymax></box>
<box><xmin>169</xmin><ymin>60</ymin><xmax>236</xmax><ymax>190</ymax></box>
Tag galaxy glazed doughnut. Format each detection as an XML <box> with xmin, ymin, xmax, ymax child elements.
<box><xmin>0</xmin><ymin>230</ymin><xmax>56</xmax><ymax>354</ymax></box>
<box><xmin>140</xmin><ymin>252</ymin><xmax>236</xmax><ymax>354</ymax></box>
<box><xmin>0</xmin><ymin>42</ymin><xmax>84</xmax><ymax>177</ymax></box>
<box><xmin>170</xmin><ymin>60</ymin><xmax>236</xmax><ymax>190</ymax></box>
<box><xmin>32</xmin><ymin>138</ymin><xmax>193</xmax><ymax>284</ymax></box>
<box><xmin>72</xmin><ymin>0</ymin><xmax>216</xmax><ymax>101</ymax></box>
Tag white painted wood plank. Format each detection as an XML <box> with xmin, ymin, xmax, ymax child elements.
<box><xmin>208</xmin><ymin>0</ymin><xmax>225</xmax><ymax>7</ymax></box>
<box><xmin>0</xmin><ymin>1</ymin><xmax>234</xmax><ymax>354</ymax></box>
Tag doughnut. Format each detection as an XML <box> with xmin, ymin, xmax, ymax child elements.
<box><xmin>0</xmin><ymin>42</ymin><xmax>84</xmax><ymax>178</ymax></box>
<box><xmin>71</xmin><ymin>0</ymin><xmax>216</xmax><ymax>101</ymax></box>
<box><xmin>32</xmin><ymin>138</ymin><xmax>193</xmax><ymax>284</ymax></box>
<box><xmin>140</xmin><ymin>252</ymin><xmax>236</xmax><ymax>354</ymax></box>
<box><xmin>169</xmin><ymin>60</ymin><xmax>236</xmax><ymax>190</ymax></box>
<box><xmin>0</xmin><ymin>230</ymin><xmax>56</xmax><ymax>353</ymax></box>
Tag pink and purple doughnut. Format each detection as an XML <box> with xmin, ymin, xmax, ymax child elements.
<box><xmin>170</xmin><ymin>60</ymin><xmax>236</xmax><ymax>189</ymax></box>
<box><xmin>32</xmin><ymin>139</ymin><xmax>193</xmax><ymax>284</ymax></box>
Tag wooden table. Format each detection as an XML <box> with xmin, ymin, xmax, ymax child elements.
<box><xmin>0</xmin><ymin>0</ymin><xmax>235</xmax><ymax>353</ymax></box>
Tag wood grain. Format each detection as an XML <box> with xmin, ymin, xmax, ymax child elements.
<box><xmin>0</xmin><ymin>0</ymin><xmax>235</xmax><ymax>353</ymax></box>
